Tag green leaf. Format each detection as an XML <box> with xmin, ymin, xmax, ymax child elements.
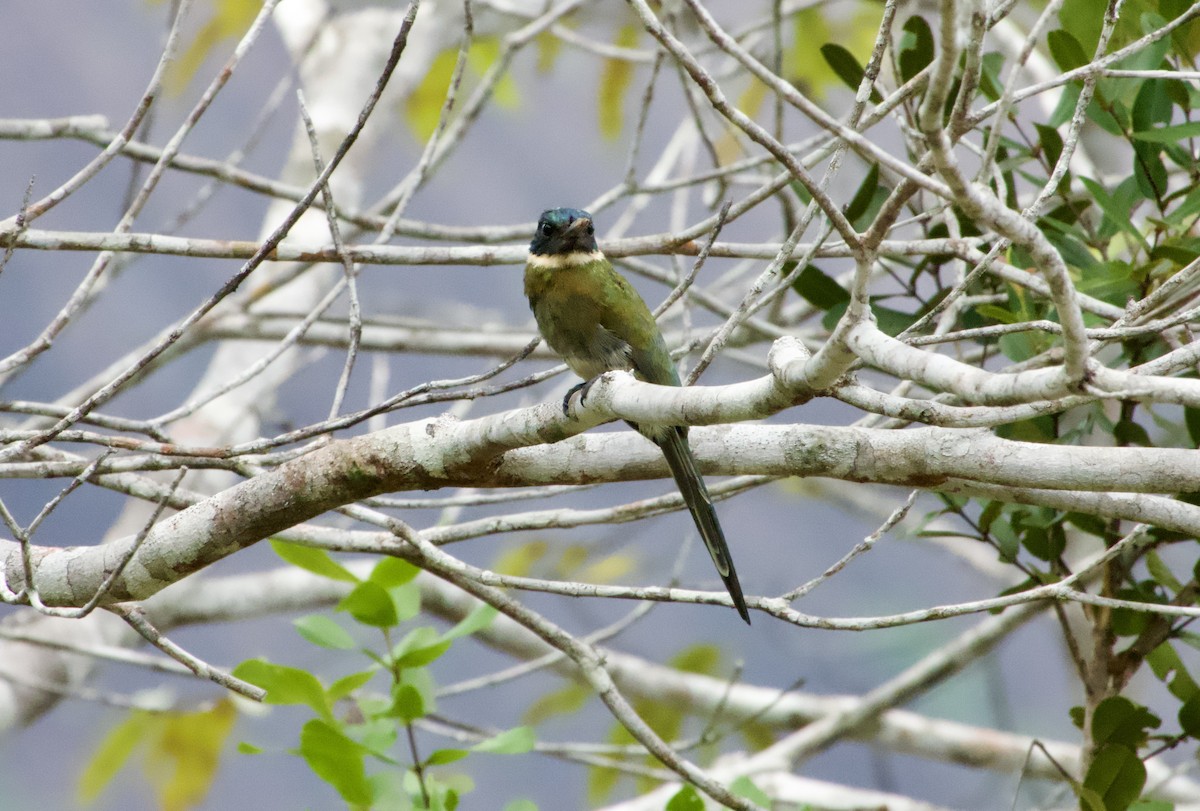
<box><xmin>427</xmin><ymin>748</ymin><xmax>469</xmax><ymax>766</ymax></box>
<box><xmin>503</xmin><ymin>801</ymin><xmax>539</xmax><ymax>811</ymax></box>
<box><xmin>1079</xmin><ymin>177</ymin><xmax>1150</xmax><ymax>252</ymax></box>
<box><xmin>1145</xmin><ymin>550</ymin><xmax>1184</xmax><ymax>594</ymax></box>
<box><xmin>473</xmin><ymin>726</ymin><xmax>535</xmax><ymax>755</ymax></box>
<box><xmin>370</xmin><ymin>556</ymin><xmax>421</xmax><ymax>588</ymax></box>
<box><xmin>444</xmin><ymin>603</ymin><xmax>498</xmax><ymax>641</ymax></box>
<box><xmin>237</xmin><ymin>742</ymin><xmax>262</xmax><ymax>754</ymax></box>
<box><xmin>1034</xmin><ymin>123</ymin><xmax>1064</xmax><ymax>168</ymax></box>
<box><xmin>392</xmin><ymin>626</ymin><xmax>453</xmax><ymax>668</ymax></box>
<box><xmin>1132</xmin><ymin>79</ymin><xmax>1173</xmax><ymax>133</ymax></box>
<box><xmin>299</xmin><ymin>719</ymin><xmax>372</xmax><ymax>806</ymax></box>
<box><xmin>1091</xmin><ymin>696</ymin><xmax>1161</xmax><ymax>748</ymax></box>
<box><xmin>294</xmin><ymin>614</ymin><xmax>357</xmax><ymax>650</ymax></box>
<box><xmin>386</xmin><ymin>667</ymin><xmax>439</xmax><ymax>724</ymax></box>
<box><xmin>271</xmin><ymin>540</ymin><xmax>358</xmax><ymax>582</ymax></box>
<box><xmin>820</xmin><ymin>43</ymin><xmax>881</xmax><ymax>102</ymax></box>
<box><xmin>1022</xmin><ymin>522</ymin><xmax>1066</xmax><ymax>562</ymax></box>
<box><xmin>670</xmin><ymin>643</ymin><xmax>722</xmax><ymax>676</ymax></box>
<box><xmin>898</xmin><ymin>16</ymin><xmax>933</xmax><ymax>83</ymax></box>
<box><xmin>391</xmin><ymin>683</ymin><xmax>426</xmax><ymax>723</ymax></box>
<box><xmin>234</xmin><ymin>659</ymin><xmax>332</xmax><ymax>721</ymax></box>
<box><xmin>1083</xmin><ymin>744</ymin><xmax>1146</xmax><ymax>811</ymax></box>
<box><xmin>1047</xmin><ymin>28</ymin><xmax>1089</xmax><ymax>72</ymax></box>
<box><xmin>1179</xmin><ymin>693</ymin><xmax>1200</xmax><ymax>737</ymax></box>
<box><xmin>1133</xmin><ymin>120</ymin><xmax>1200</xmax><ymax>143</ymax></box>
<box><xmin>792</xmin><ymin>264</ymin><xmax>849</xmax><ymax>310</ymax></box>
<box><xmin>1114</xmin><ymin>419</ymin><xmax>1153</xmax><ymax>447</ymax></box>
<box><xmin>844</xmin><ymin>163</ymin><xmax>884</xmax><ymax>228</ymax></box>
<box><xmin>1147</xmin><ymin>641</ymin><xmax>1200</xmax><ymax>701</ymax></box>
<box><xmin>524</xmin><ymin>683</ymin><xmax>592</xmax><ymax>725</ymax></box>
<box><xmin>328</xmin><ymin>670</ymin><xmax>376</xmax><ymax>702</ymax></box>
<box><xmin>730</xmin><ymin>774</ymin><xmax>773</xmax><ymax>806</ymax></box>
<box><xmin>666</xmin><ymin>785</ymin><xmax>705</xmax><ymax>810</ymax></box>
<box><xmin>1186</xmin><ymin>407</ymin><xmax>1200</xmax><ymax>448</ymax></box>
<box><xmin>1129</xmin><ymin>801</ymin><xmax>1175</xmax><ymax>811</ymax></box>
<box><xmin>339</xmin><ymin>581</ymin><xmax>399</xmax><ymax>628</ymax></box>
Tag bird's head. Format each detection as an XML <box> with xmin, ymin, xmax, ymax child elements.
<box><xmin>530</xmin><ymin>208</ymin><xmax>598</xmax><ymax>256</ymax></box>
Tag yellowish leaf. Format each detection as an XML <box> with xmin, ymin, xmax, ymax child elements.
<box><xmin>492</xmin><ymin>539</ymin><xmax>548</xmax><ymax>577</ymax></box>
<box><xmin>579</xmin><ymin>553</ymin><xmax>634</xmax><ymax>584</ymax></box>
<box><xmin>597</xmin><ymin>25</ymin><xmax>640</xmax><ymax>140</ymax></box>
<box><xmin>166</xmin><ymin>0</ymin><xmax>260</xmax><ymax>96</ymax></box>
<box><xmin>145</xmin><ymin>699</ymin><xmax>237</xmax><ymax>811</ymax></box>
<box><xmin>405</xmin><ymin>47</ymin><xmax>461</xmax><ymax>141</ymax></box>
<box><xmin>523</xmin><ymin>682</ymin><xmax>592</xmax><ymax>725</ymax></box>
<box><xmin>468</xmin><ymin>38</ymin><xmax>519</xmax><ymax>109</ymax></box>
<box><xmin>77</xmin><ymin>710</ymin><xmax>157</xmax><ymax>803</ymax></box>
<box><xmin>535</xmin><ymin>30</ymin><xmax>563</xmax><ymax>73</ymax></box>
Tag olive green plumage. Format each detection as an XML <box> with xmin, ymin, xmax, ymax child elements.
<box><xmin>525</xmin><ymin>208</ymin><xmax>750</xmax><ymax>624</ymax></box>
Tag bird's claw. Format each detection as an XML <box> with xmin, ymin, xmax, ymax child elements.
<box><xmin>562</xmin><ymin>377</ymin><xmax>600</xmax><ymax>417</ymax></box>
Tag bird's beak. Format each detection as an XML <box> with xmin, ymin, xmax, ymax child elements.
<box><xmin>565</xmin><ymin>216</ymin><xmax>592</xmax><ymax>235</ymax></box>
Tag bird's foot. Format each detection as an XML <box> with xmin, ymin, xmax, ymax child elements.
<box><xmin>562</xmin><ymin>377</ymin><xmax>600</xmax><ymax>416</ymax></box>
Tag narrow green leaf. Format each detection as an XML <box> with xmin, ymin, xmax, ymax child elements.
<box><xmin>427</xmin><ymin>748</ymin><xmax>469</xmax><ymax>766</ymax></box>
<box><xmin>443</xmin><ymin>603</ymin><xmax>498</xmax><ymax>641</ymax></box>
<box><xmin>1079</xmin><ymin>177</ymin><xmax>1150</xmax><ymax>252</ymax></box>
<box><xmin>524</xmin><ymin>683</ymin><xmax>592</xmax><ymax>725</ymax></box>
<box><xmin>473</xmin><ymin>726</ymin><xmax>535</xmax><ymax>755</ymax></box>
<box><xmin>1132</xmin><ymin>120</ymin><xmax>1200</xmax><ymax>143</ymax></box>
<box><xmin>844</xmin><ymin>163</ymin><xmax>882</xmax><ymax>225</ymax></box>
<box><xmin>1185</xmin><ymin>407</ymin><xmax>1200</xmax><ymax>448</ymax></box>
<box><xmin>237</xmin><ymin>742</ymin><xmax>262</xmax><ymax>755</ymax></box>
<box><xmin>271</xmin><ymin>540</ymin><xmax>358</xmax><ymax>582</ymax></box>
<box><xmin>1145</xmin><ymin>550</ymin><xmax>1184</xmax><ymax>594</ymax></box>
<box><xmin>1034</xmin><ymin>123</ymin><xmax>1064</xmax><ymax>168</ymax></box>
<box><xmin>820</xmin><ymin>43</ymin><xmax>880</xmax><ymax>102</ymax></box>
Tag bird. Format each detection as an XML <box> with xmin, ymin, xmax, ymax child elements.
<box><xmin>524</xmin><ymin>207</ymin><xmax>750</xmax><ymax>624</ymax></box>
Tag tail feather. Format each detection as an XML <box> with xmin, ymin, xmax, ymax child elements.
<box><xmin>656</xmin><ymin>427</ymin><xmax>750</xmax><ymax>624</ymax></box>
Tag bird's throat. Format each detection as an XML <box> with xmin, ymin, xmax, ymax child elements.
<box><xmin>525</xmin><ymin>249</ymin><xmax>606</xmax><ymax>269</ymax></box>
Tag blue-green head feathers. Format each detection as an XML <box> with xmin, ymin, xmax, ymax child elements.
<box><xmin>530</xmin><ymin>208</ymin><xmax>598</xmax><ymax>255</ymax></box>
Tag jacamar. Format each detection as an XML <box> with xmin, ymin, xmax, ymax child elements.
<box><xmin>524</xmin><ymin>207</ymin><xmax>750</xmax><ymax>624</ymax></box>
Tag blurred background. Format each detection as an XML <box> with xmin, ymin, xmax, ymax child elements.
<box><xmin>0</xmin><ymin>2</ymin><xmax>1099</xmax><ymax>808</ymax></box>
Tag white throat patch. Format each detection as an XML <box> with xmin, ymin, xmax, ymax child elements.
<box><xmin>526</xmin><ymin>249</ymin><xmax>605</xmax><ymax>269</ymax></box>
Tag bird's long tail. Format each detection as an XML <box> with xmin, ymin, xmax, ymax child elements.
<box><xmin>656</xmin><ymin>426</ymin><xmax>750</xmax><ymax>624</ymax></box>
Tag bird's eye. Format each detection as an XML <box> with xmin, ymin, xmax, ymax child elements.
<box><xmin>539</xmin><ymin>222</ymin><xmax>552</xmax><ymax>236</ymax></box>
<box><xmin>586</xmin><ymin>223</ymin><xmax>594</xmax><ymax>235</ymax></box>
